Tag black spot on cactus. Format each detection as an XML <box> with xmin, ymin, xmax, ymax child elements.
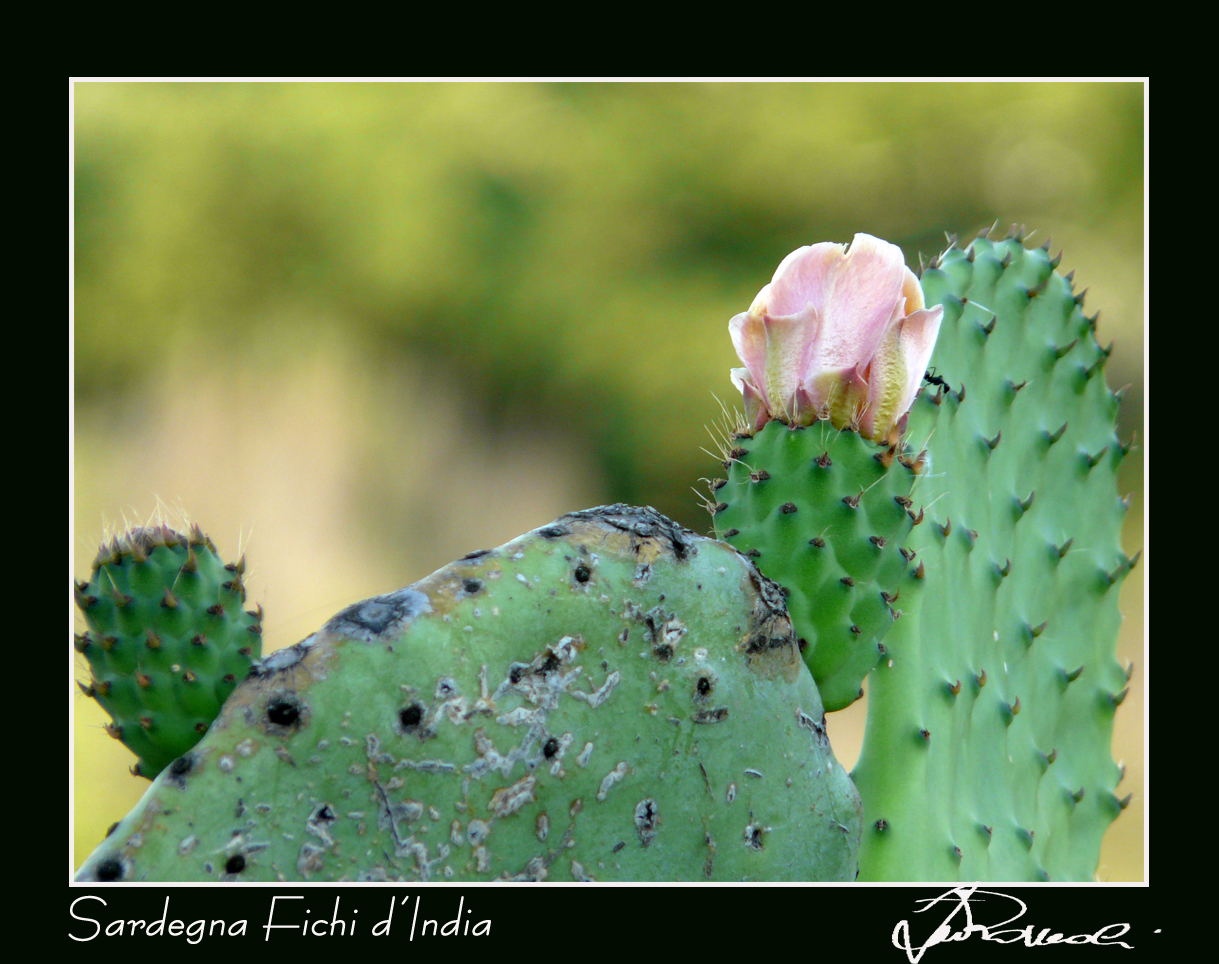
<box><xmin>574</xmin><ymin>564</ymin><xmax>591</xmax><ymax>583</ymax></box>
<box><xmin>398</xmin><ymin>703</ymin><xmax>425</xmax><ymax>731</ymax></box>
<box><xmin>95</xmin><ymin>857</ymin><xmax>124</xmax><ymax>881</ymax></box>
<box><xmin>542</xmin><ymin>737</ymin><xmax>560</xmax><ymax>759</ymax></box>
<box><xmin>225</xmin><ymin>854</ymin><xmax>246</xmax><ymax>874</ymax></box>
<box><xmin>461</xmin><ymin>549</ymin><xmax>492</xmax><ymax>561</ymax></box>
<box><xmin>463</xmin><ymin>578</ymin><xmax>483</xmax><ymax>594</ymax></box>
<box><xmin>169</xmin><ymin>753</ymin><xmax>194</xmax><ymax>777</ymax></box>
<box><xmin>697</xmin><ymin>676</ymin><xmax>712</xmax><ymax>696</ymax></box>
<box><xmin>266</xmin><ymin>696</ymin><xmax>303</xmax><ymax>731</ymax></box>
<box><xmin>538</xmin><ymin>525</ymin><xmax>570</xmax><ymax>539</ymax></box>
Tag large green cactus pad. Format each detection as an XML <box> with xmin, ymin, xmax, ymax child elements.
<box><xmin>851</xmin><ymin>233</ymin><xmax>1133</xmax><ymax>881</ymax></box>
<box><xmin>76</xmin><ymin>506</ymin><xmax>860</xmax><ymax>882</ymax></box>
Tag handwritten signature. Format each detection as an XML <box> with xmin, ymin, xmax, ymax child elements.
<box><xmin>892</xmin><ymin>887</ymin><xmax>1133</xmax><ymax>961</ymax></box>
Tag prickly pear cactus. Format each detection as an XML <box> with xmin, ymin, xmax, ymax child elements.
<box><xmin>849</xmin><ymin>232</ymin><xmax>1133</xmax><ymax>881</ymax></box>
<box><xmin>75</xmin><ymin>506</ymin><xmax>861</xmax><ymax>882</ymax></box>
<box><xmin>709</xmin><ymin>229</ymin><xmax>1133</xmax><ymax>881</ymax></box>
<box><xmin>74</xmin><ymin>525</ymin><xmax>263</xmax><ymax>779</ymax></box>
<box><xmin>711</xmin><ymin>423</ymin><xmax>921</xmax><ymax>711</ymax></box>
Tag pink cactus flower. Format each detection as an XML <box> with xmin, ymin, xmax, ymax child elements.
<box><xmin>729</xmin><ymin>233</ymin><xmax>944</xmax><ymax>442</ymax></box>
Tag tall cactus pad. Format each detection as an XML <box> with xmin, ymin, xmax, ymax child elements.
<box><xmin>851</xmin><ymin>234</ymin><xmax>1132</xmax><ymax>880</ymax></box>
<box><xmin>76</xmin><ymin>506</ymin><xmax>860</xmax><ymax>882</ymax></box>
<box><xmin>712</xmin><ymin>422</ymin><xmax>921</xmax><ymax>711</ymax></box>
<box><xmin>74</xmin><ymin>525</ymin><xmax>263</xmax><ymax>779</ymax></box>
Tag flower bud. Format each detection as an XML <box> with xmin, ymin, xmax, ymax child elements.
<box><xmin>728</xmin><ymin>233</ymin><xmax>943</xmax><ymax>441</ymax></box>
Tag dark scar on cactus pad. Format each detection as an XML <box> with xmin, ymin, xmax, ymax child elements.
<box><xmin>95</xmin><ymin>857</ymin><xmax>124</xmax><ymax>881</ymax></box>
<box><xmin>265</xmin><ymin>695</ymin><xmax>304</xmax><ymax>732</ymax></box>
<box><xmin>398</xmin><ymin>703</ymin><xmax>425</xmax><ymax>731</ymax></box>
<box><xmin>324</xmin><ymin>587</ymin><xmax>431</xmax><ymax>643</ymax></box>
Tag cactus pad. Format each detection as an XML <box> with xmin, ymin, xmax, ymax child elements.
<box><xmin>74</xmin><ymin>525</ymin><xmax>263</xmax><ymax>779</ymax></box>
<box><xmin>712</xmin><ymin>422</ymin><xmax>921</xmax><ymax>711</ymax></box>
<box><xmin>850</xmin><ymin>233</ymin><xmax>1133</xmax><ymax>880</ymax></box>
<box><xmin>76</xmin><ymin>506</ymin><xmax>861</xmax><ymax>882</ymax></box>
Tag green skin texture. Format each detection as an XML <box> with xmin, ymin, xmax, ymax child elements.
<box><xmin>75</xmin><ymin>527</ymin><xmax>263</xmax><ymax>778</ymax></box>
<box><xmin>851</xmin><ymin>237</ymin><xmax>1131</xmax><ymax>881</ymax></box>
<box><xmin>712</xmin><ymin>423</ymin><xmax>920</xmax><ymax>711</ymax></box>
<box><xmin>714</xmin><ymin>235</ymin><xmax>1129</xmax><ymax>880</ymax></box>
<box><xmin>76</xmin><ymin>507</ymin><xmax>861</xmax><ymax>882</ymax></box>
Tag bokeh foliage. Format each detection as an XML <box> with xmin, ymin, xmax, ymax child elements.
<box><xmin>73</xmin><ymin>81</ymin><xmax>1144</xmax><ymax>877</ymax></box>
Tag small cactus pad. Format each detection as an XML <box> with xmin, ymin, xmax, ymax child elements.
<box><xmin>76</xmin><ymin>506</ymin><xmax>861</xmax><ymax>882</ymax></box>
<box><xmin>851</xmin><ymin>235</ymin><xmax>1131</xmax><ymax>880</ymax></box>
<box><xmin>74</xmin><ymin>524</ymin><xmax>263</xmax><ymax>778</ymax></box>
<box><xmin>712</xmin><ymin>422</ymin><xmax>920</xmax><ymax>711</ymax></box>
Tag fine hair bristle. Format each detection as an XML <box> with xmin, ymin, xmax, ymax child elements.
<box><xmin>705</xmin><ymin>392</ymin><xmax>750</xmax><ymax>463</ymax></box>
<box><xmin>94</xmin><ymin>500</ymin><xmax>197</xmax><ymax>564</ymax></box>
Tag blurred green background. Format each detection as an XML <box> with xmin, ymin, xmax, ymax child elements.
<box><xmin>72</xmin><ymin>82</ymin><xmax>1145</xmax><ymax>879</ymax></box>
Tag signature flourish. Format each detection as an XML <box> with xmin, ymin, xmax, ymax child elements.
<box><xmin>892</xmin><ymin>887</ymin><xmax>1133</xmax><ymax>962</ymax></box>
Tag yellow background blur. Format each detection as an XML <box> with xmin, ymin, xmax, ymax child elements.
<box><xmin>72</xmin><ymin>82</ymin><xmax>1145</xmax><ymax>879</ymax></box>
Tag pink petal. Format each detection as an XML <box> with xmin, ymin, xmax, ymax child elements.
<box><xmin>823</xmin><ymin>364</ymin><xmax>871</xmax><ymax>432</ymax></box>
<box><xmin>810</xmin><ymin>233</ymin><xmax>908</xmax><ymax>374</ymax></box>
<box><xmin>762</xmin><ymin>242</ymin><xmax>845</xmax><ymax>317</ymax></box>
<box><xmin>730</xmin><ymin>367</ymin><xmax>769</xmax><ymax>433</ymax></box>
<box><xmin>728</xmin><ymin>308</ymin><xmax>768</xmax><ymax>394</ymax></box>
<box><xmin>899</xmin><ymin>265</ymin><xmax>925</xmax><ymax>313</ymax></box>
<box><xmin>759</xmin><ymin>304</ymin><xmax>821</xmax><ymax>422</ymax></box>
<box><xmin>858</xmin><ymin>324</ymin><xmax>904</xmax><ymax>442</ymax></box>
<box><xmin>891</xmin><ymin>305</ymin><xmax>944</xmax><ymax>415</ymax></box>
<box><xmin>860</xmin><ymin>304</ymin><xmax>944</xmax><ymax>441</ymax></box>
